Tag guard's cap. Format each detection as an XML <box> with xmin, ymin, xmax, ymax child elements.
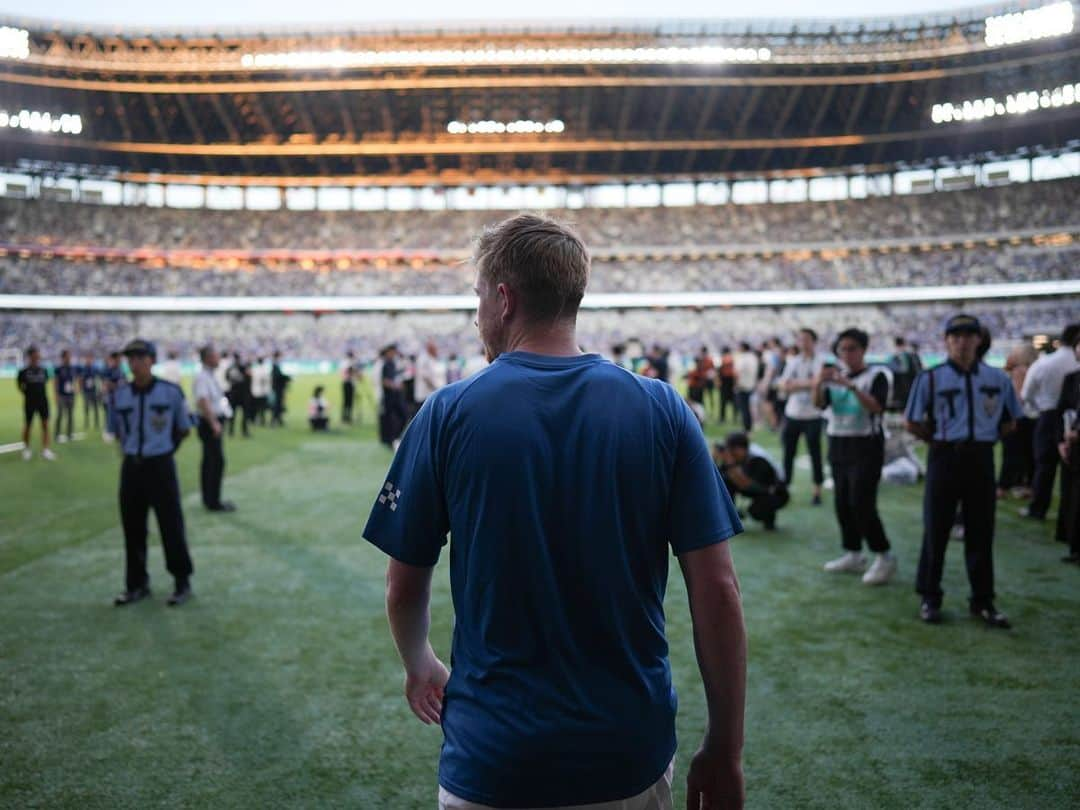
<box><xmin>943</xmin><ymin>314</ymin><xmax>982</xmax><ymax>335</ymax></box>
<box><xmin>122</xmin><ymin>339</ymin><xmax>157</xmax><ymax>359</ymax></box>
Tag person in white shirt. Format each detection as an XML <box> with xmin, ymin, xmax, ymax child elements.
<box><xmin>1021</xmin><ymin>323</ymin><xmax>1080</xmax><ymax>520</ymax></box>
<box><xmin>250</xmin><ymin>357</ymin><xmax>272</xmax><ymax>425</ymax></box>
<box><xmin>193</xmin><ymin>346</ymin><xmax>235</xmax><ymax>513</ymax></box>
<box><xmin>414</xmin><ymin>340</ymin><xmax>448</xmax><ymax>406</ymax></box>
<box><xmin>158</xmin><ymin>351</ymin><xmax>183</xmax><ymax>386</ymax></box>
<box><xmin>733</xmin><ymin>343</ymin><xmax>759</xmax><ymax>433</ymax></box>
<box><xmin>778</xmin><ymin>329</ymin><xmax>826</xmax><ymax>505</ymax></box>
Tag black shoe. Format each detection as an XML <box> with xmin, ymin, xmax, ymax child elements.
<box><xmin>919</xmin><ymin>601</ymin><xmax>942</xmax><ymax>624</ymax></box>
<box><xmin>811</xmin><ymin>494</ymin><xmax>822</xmax><ymax>506</ymax></box>
<box><xmin>1018</xmin><ymin>508</ymin><xmax>1045</xmax><ymax>520</ymax></box>
<box><xmin>206</xmin><ymin>501</ymin><xmax>236</xmax><ymax>512</ymax></box>
<box><xmin>167</xmin><ymin>584</ymin><xmax>193</xmax><ymax>607</ymax></box>
<box><xmin>1061</xmin><ymin>552</ymin><xmax>1080</xmax><ymax>564</ymax></box>
<box><xmin>114</xmin><ymin>585</ymin><xmax>151</xmax><ymax>606</ymax></box>
<box><xmin>970</xmin><ymin>602</ymin><xmax>1011</xmax><ymax>629</ymax></box>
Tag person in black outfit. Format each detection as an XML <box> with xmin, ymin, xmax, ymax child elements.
<box><xmin>648</xmin><ymin>344</ymin><xmax>670</xmax><ymax>382</ymax></box>
<box><xmin>270</xmin><ymin>351</ymin><xmax>291</xmax><ymax>427</ymax></box>
<box><xmin>342</xmin><ymin>350</ymin><xmax>357</xmax><ymax>424</ymax></box>
<box><xmin>225</xmin><ymin>353</ymin><xmax>251</xmax><ymax>437</ymax></box>
<box><xmin>378</xmin><ymin>344</ymin><xmax>408</xmax><ymax>448</ymax></box>
<box><xmin>1054</xmin><ymin>331</ymin><xmax>1080</xmax><ymax>563</ymax></box>
<box><xmin>79</xmin><ymin>353</ymin><xmax>101</xmax><ymax>431</ymax></box>
<box><xmin>17</xmin><ymin>346</ymin><xmax>54</xmax><ymax>461</ymax></box>
<box><xmin>713</xmin><ymin>432</ymin><xmax>788</xmax><ymax>530</ymax></box>
<box><xmin>53</xmin><ymin>349</ymin><xmax>77</xmax><ymax>443</ymax></box>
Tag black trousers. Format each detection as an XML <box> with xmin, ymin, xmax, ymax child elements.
<box><xmin>119</xmin><ymin>454</ymin><xmax>192</xmax><ymax>591</ymax></box>
<box><xmin>55</xmin><ymin>395</ymin><xmax>74</xmax><ymax>439</ymax></box>
<box><xmin>271</xmin><ymin>387</ymin><xmax>286</xmax><ymax>426</ymax></box>
<box><xmin>379</xmin><ymin>392</ymin><xmax>407</xmax><ymax>447</ymax></box>
<box><xmin>198</xmin><ymin>421</ymin><xmax>226</xmax><ymax>509</ymax></box>
<box><xmin>342</xmin><ymin>381</ymin><xmax>355</xmax><ymax>423</ymax></box>
<box><xmin>720</xmin><ymin>378</ymin><xmax>736</xmax><ymax>422</ymax></box>
<box><xmin>998</xmin><ymin>416</ymin><xmax>1035</xmax><ymax>489</ymax></box>
<box><xmin>831</xmin><ymin>443</ymin><xmax>890</xmax><ymax>553</ymax></box>
<box><xmin>747</xmin><ymin>489</ymin><xmax>789</xmax><ymax>529</ymax></box>
<box><xmin>735</xmin><ymin>390</ymin><xmax>753</xmax><ymax>432</ymax></box>
<box><xmin>1057</xmin><ymin>464</ymin><xmax>1076</xmax><ymax>546</ymax></box>
<box><xmin>781</xmin><ymin>417</ymin><xmax>824</xmax><ymax>486</ymax></box>
<box><xmin>83</xmin><ymin>390</ymin><xmax>100</xmax><ymax>430</ymax></box>
<box><xmin>1058</xmin><ymin>462</ymin><xmax>1080</xmax><ymax>554</ymax></box>
<box><xmin>1029</xmin><ymin>410</ymin><xmax>1060</xmax><ymax>518</ymax></box>
<box><xmin>916</xmin><ymin>443</ymin><xmax>997</xmax><ymax>608</ymax></box>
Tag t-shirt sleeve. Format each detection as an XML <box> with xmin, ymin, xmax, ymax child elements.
<box><xmin>904</xmin><ymin>370</ymin><xmax>928</xmax><ymax>422</ymax></box>
<box><xmin>362</xmin><ymin>396</ymin><xmax>450</xmax><ymax>567</ymax></box>
<box><xmin>668</xmin><ymin>398</ymin><xmax>744</xmax><ymax>554</ymax></box>
<box><xmin>869</xmin><ymin>371</ymin><xmax>890</xmax><ymax>410</ymax></box>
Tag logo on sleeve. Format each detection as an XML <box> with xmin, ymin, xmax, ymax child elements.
<box><xmin>378</xmin><ymin>481</ymin><xmax>401</xmax><ymax>512</ymax></box>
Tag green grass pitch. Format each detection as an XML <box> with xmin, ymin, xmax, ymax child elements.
<box><xmin>1</xmin><ymin>373</ymin><xmax>1077</xmax><ymax>808</ymax></box>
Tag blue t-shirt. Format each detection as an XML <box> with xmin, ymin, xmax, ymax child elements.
<box><xmin>363</xmin><ymin>351</ymin><xmax>742</xmax><ymax>808</ymax></box>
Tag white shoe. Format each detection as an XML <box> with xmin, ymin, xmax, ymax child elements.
<box><xmin>862</xmin><ymin>553</ymin><xmax>898</xmax><ymax>586</ymax></box>
<box><xmin>57</xmin><ymin>434</ymin><xmax>68</xmax><ymax>444</ymax></box>
<box><xmin>823</xmin><ymin>552</ymin><xmax>867</xmax><ymax>573</ymax></box>
<box><xmin>21</xmin><ymin>448</ymin><xmax>32</xmax><ymax>461</ymax></box>
<box><xmin>42</xmin><ymin>448</ymin><xmax>57</xmax><ymax>461</ymax></box>
<box><xmin>102</xmin><ymin>432</ymin><xmax>115</xmax><ymax>443</ymax></box>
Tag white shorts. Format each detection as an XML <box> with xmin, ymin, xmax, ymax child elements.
<box><xmin>437</xmin><ymin>759</ymin><xmax>674</xmax><ymax>810</ymax></box>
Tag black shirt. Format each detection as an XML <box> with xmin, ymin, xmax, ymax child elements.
<box><xmin>721</xmin><ymin>454</ymin><xmax>783</xmax><ymax>498</ymax></box>
<box><xmin>17</xmin><ymin>366</ymin><xmax>49</xmax><ymax>405</ymax></box>
<box><xmin>55</xmin><ymin>364</ymin><xmax>77</xmax><ymax>398</ymax></box>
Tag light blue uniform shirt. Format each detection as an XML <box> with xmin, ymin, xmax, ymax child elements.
<box><xmin>109</xmin><ymin>377</ymin><xmax>192</xmax><ymax>457</ymax></box>
<box><xmin>904</xmin><ymin>360</ymin><xmax>1021</xmax><ymax>442</ymax></box>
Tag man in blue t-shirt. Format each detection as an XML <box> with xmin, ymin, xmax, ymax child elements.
<box><xmin>363</xmin><ymin>214</ymin><xmax>746</xmax><ymax>810</ymax></box>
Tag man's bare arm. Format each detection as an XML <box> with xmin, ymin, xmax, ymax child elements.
<box><xmin>678</xmin><ymin>541</ymin><xmax>746</xmax><ymax>810</ymax></box>
<box><xmin>385</xmin><ymin>559</ymin><xmax>449</xmax><ymax>725</ymax></box>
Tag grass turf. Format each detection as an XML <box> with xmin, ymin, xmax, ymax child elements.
<box><xmin>1</xmin><ymin>374</ymin><xmax>1077</xmax><ymax>809</ymax></box>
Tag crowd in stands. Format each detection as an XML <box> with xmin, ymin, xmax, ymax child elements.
<box><xmin>2</xmin><ymin>300</ymin><xmax>1074</xmax><ymax>363</ymax></box>
<box><xmin>2</xmin><ymin>243</ymin><xmax>1075</xmax><ymax>298</ymax></box>
<box><xmin>2</xmin><ymin>176</ymin><xmax>1077</xmax><ymax>253</ymax></box>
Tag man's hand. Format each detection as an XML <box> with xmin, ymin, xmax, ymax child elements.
<box><xmin>686</xmin><ymin>743</ymin><xmax>744</xmax><ymax>810</ymax></box>
<box><xmin>1061</xmin><ymin>442</ymin><xmax>1072</xmax><ymax>463</ymax></box>
<box><xmin>404</xmin><ymin>648</ymin><xmax>450</xmax><ymax>725</ymax></box>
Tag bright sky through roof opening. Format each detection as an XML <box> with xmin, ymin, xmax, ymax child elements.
<box><xmin>0</xmin><ymin>0</ymin><xmax>994</xmax><ymax>27</ymax></box>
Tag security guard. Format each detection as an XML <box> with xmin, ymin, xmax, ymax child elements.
<box><xmin>109</xmin><ymin>339</ymin><xmax>196</xmax><ymax>607</ymax></box>
<box><xmin>904</xmin><ymin>314</ymin><xmax>1022</xmax><ymax>628</ymax></box>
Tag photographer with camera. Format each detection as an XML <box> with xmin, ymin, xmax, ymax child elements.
<box><xmin>813</xmin><ymin>328</ymin><xmax>896</xmax><ymax>586</ymax></box>
<box><xmin>713</xmin><ymin>432</ymin><xmax>789</xmax><ymax>531</ymax></box>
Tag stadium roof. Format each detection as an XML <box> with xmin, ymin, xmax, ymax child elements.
<box><xmin>0</xmin><ymin>2</ymin><xmax>1027</xmax><ymax>35</ymax></box>
<box><xmin>0</xmin><ymin>1</ymin><xmax>1076</xmax><ymax>184</ymax></box>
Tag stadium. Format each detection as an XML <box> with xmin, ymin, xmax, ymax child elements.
<box><xmin>1</xmin><ymin>1</ymin><xmax>1078</xmax><ymax>808</ymax></box>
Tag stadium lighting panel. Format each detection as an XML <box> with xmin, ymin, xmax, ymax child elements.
<box><xmin>0</xmin><ymin>26</ymin><xmax>28</xmax><ymax>60</ymax></box>
<box><xmin>447</xmin><ymin>120</ymin><xmax>565</xmax><ymax>135</ymax></box>
<box><xmin>931</xmin><ymin>82</ymin><xmax>1080</xmax><ymax>124</ymax></box>
<box><xmin>984</xmin><ymin>1</ymin><xmax>1074</xmax><ymax>47</ymax></box>
<box><xmin>0</xmin><ymin>109</ymin><xmax>82</xmax><ymax>135</ymax></box>
<box><xmin>239</xmin><ymin>46</ymin><xmax>771</xmax><ymax>70</ymax></box>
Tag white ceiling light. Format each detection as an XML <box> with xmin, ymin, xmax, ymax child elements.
<box><xmin>984</xmin><ymin>1</ymin><xmax>1074</xmax><ymax>47</ymax></box>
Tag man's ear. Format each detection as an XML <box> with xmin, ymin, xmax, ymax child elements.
<box><xmin>497</xmin><ymin>282</ymin><xmax>516</xmax><ymax>322</ymax></box>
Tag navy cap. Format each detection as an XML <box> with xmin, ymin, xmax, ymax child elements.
<box><xmin>943</xmin><ymin>314</ymin><xmax>982</xmax><ymax>335</ymax></box>
<box><xmin>122</xmin><ymin>339</ymin><xmax>157</xmax><ymax>359</ymax></box>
